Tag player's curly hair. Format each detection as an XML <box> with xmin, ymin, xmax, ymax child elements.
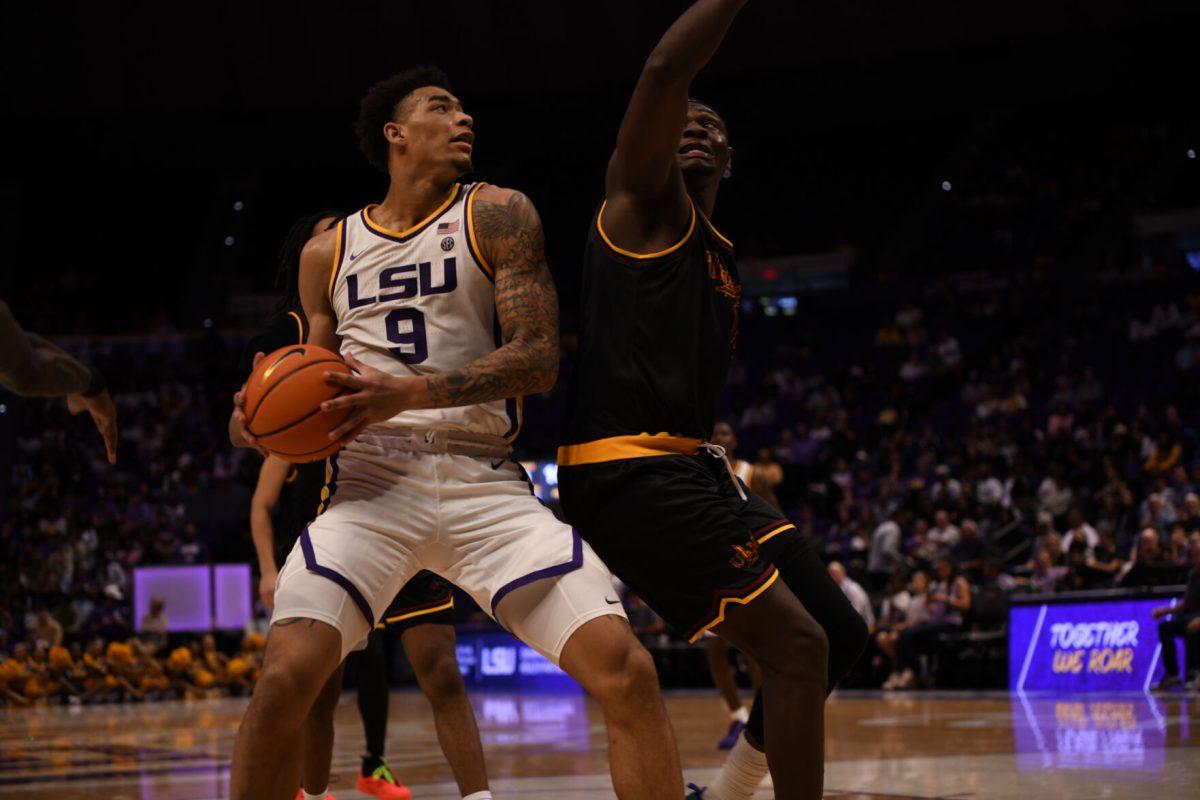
<box><xmin>355</xmin><ymin>66</ymin><xmax>455</xmax><ymax>173</ymax></box>
<box><xmin>275</xmin><ymin>211</ymin><xmax>344</xmax><ymax>311</ymax></box>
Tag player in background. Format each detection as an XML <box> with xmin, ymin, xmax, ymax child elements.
<box><xmin>241</xmin><ymin>212</ymin><xmax>489</xmax><ymax>800</ymax></box>
<box><xmin>557</xmin><ymin>2</ymin><xmax>869</xmax><ymax>798</ymax></box>
<box><xmin>229</xmin><ymin>68</ymin><xmax>683</xmax><ymax>800</ymax></box>
<box><xmin>0</xmin><ymin>299</ymin><xmax>117</xmax><ymax>463</ymax></box>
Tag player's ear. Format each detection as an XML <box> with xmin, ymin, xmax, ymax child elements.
<box><xmin>383</xmin><ymin>120</ymin><xmax>407</xmax><ymax>149</ymax></box>
<box><xmin>723</xmin><ymin>148</ymin><xmax>734</xmax><ymax>180</ymax></box>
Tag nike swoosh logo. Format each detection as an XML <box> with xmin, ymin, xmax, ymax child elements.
<box><xmin>605</xmin><ymin>597</ymin><xmax>621</xmax><ymax>605</ymax></box>
<box><xmin>348</xmin><ymin>251</ymin><xmax>362</xmax><ymax>261</ymax></box>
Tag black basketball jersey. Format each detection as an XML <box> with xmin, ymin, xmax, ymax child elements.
<box><xmin>562</xmin><ymin>199</ymin><xmax>740</xmax><ymax>447</ymax></box>
<box><xmin>240</xmin><ymin>307</ymin><xmax>327</xmax><ymax>552</ymax></box>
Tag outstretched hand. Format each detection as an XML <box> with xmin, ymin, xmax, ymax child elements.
<box><xmin>68</xmin><ymin>389</ymin><xmax>118</xmax><ymax>464</ymax></box>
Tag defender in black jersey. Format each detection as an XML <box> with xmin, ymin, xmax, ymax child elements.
<box><xmin>558</xmin><ymin>2</ymin><xmax>867</xmax><ymax>798</ymax></box>
<box><xmin>240</xmin><ymin>212</ymin><xmax>487</xmax><ymax>800</ymax></box>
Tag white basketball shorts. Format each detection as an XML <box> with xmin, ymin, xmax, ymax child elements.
<box><xmin>272</xmin><ymin>431</ymin><xmax>626</xmax><ymax>661</ymax></box>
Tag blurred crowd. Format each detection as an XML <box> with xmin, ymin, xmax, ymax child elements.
<box><xmin>3</xmin><ymin>261</ymin><xmax>1199</xmax><ymax>699</ymax></box>
<box><xmin>0</xmin><ymin>629</ymin><xmax>265</xmax><ymax>707</ymax></box>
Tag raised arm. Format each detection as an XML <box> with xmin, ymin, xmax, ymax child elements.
<box><xmin>606</xmin><ymin>0</ymin><xmax>748</xmax><ymax>210</ymax></box>
<box><xmin>321</xmin><ymin>186</ymin><xmax>558</xmax><ymax>443</ymax></box>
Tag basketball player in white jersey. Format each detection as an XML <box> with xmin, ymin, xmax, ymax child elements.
<box><xmin>228</xmin><ymin>67</ymin><xmax>683</xmax><ymax>800</ymax></box>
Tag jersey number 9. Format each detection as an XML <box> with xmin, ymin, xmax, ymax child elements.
<box><xmin>385</xmin><ymin>308</ymin><xmax>428</xmax><ymax>364</ymax></box>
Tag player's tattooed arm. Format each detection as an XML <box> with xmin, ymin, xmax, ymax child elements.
<box><xmin>607</xmin><ymin>0</ymin><xmax>748</xmax><ymax>202</ymax></box>
<box><xmin>426</xmin><ymin>189</ymin><xmax>559</xmax><ymax>407</ymax></box>
<box><xmin>0</xmin><ymin>300</ymin><xmax>91</xmax><ymax>397</ymax></box>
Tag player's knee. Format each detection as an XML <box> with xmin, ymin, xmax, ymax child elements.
<box><xmin>257</xmin><ymin>651</ymin><xmax>324</xmax><ymax>711</ymax></box>
<box><xmin>772</xmin><ymin>613</ymin><xmax>829</xmax><ymax>686</ymax></box>
<box><xmin>589</xmin><ymin>636</ymin><xmax>659</xmax><ymax>707</ymax></box>
<box><xmin>418</xmin><ymin>652</ymin><xmax>467</xmax><ymax>705</ymax></box>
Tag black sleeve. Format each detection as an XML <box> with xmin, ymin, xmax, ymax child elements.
<box><xmin>237</xmin><ymin>310</ymin><xmax>305</xmax><ymax>377</ymax></box>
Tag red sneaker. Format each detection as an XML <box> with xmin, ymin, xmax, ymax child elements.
<box><xmin>356</xmin><ymin>760</ymin><xmax>413</xmax><ymax>800</ymax></box>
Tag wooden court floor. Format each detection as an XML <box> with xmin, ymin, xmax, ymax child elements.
<box><xmin>1</xmin><ymin>689</ymin><xmax>1197</xmax><ymax>798</ymax></box>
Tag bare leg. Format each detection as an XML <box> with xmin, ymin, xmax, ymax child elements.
<box><xmin>301</xmin><ymin>663</ymin><xmax>345</xmax><ymax>795</ymax></box>
<box><xmin>558</xmin><ymin>615</ymin><xmax>684</xmax><ymax>799</ymax></box>
<box><xmin>745</xmin><ymin>653</ymin><xmax>762</xmax><ymax>692</ymax></box>
<box><xmin>230</xmin><ymin>619</ymin><xmax>343</xmax><ymax>800</ymax></box>
<box><xmin>401</xmin><ymin>624</ymin><xmax>488</xmax><ymax>795</ymax></box>
<box><xmin>703</xmin><ymin>637</ymin><xmax>743</xmax><ymax>713</ymax></box>
<box><xmin>715</xmin><ymin>580</ymin><xmax>829</xmax><ymax>800</ymax></box>
<box><xmin>877</xmin><ymin>631</ymin><xmax>899</xmax><ymax>669</ymax></box>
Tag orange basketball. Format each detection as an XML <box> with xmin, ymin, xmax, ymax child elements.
<box><xmin>243</xmin><ymin>345</ymin><xmax>354</xmax><ymax>463</ymax></box>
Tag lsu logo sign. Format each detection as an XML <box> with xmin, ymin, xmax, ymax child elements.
<box><xmin>1010</xmin><ymin>598</ymin><xmax>1178</xmax><ymax>692</ymax></box>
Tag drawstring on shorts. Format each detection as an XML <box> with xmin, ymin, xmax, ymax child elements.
<box><xmin>699</xmin><ymin>442</ymin><xmax>748</xmax><ymax>502</ymax></box>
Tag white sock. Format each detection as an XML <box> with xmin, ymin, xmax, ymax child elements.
<box><xmin>730</xmin><ymin>705</ymin><xmax>750</xmax><ymax>724</ymax></box>
<box><xmin>462</xmin><ymin>792</ymin><xmax>493</xmax><ymax>800</ymax></box>
<box><xmin>708</xmin><ymin>734</ymin><xmax>768</xmax><ymax>800</ymax></box>
<box><xmin>302</xmin><ymin>790</ymin><xmax>326</xmax><ymax>800</ymax></box>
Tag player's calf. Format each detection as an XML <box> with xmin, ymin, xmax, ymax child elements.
<box><xmin>230</xmin><ymin>619</ymin><xmax>343</xmax><ymax>800</ymax></box>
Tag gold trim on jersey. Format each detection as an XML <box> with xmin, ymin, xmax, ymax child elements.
<box><xmin>362</xmin><ymin>184</ymin><xmax>462</xmax><ymax>240</ymax></box>
<box><xmin>596</xmin><ymin>199</ymin><xmax>697</xmax><ymax>260</ymax></box>
<box><xmin>327</xmin><ymin>219</ymin><xmax>346</xmax><ymax>302</ymax></box>
<box><xmin>287</xmin><ymin>311</ymin><xmax>304</xmax><ymax>344</ymax></box>
<box><xmin>465</xmin><ymin>182</ymin><xmax>494</xmax><ymax>280</ymax></box>
<box><xmin>556</xmin><ymin>433</ymin><xmax>702</xmax><ymax>466</ymax></box>
<box><xmin>315</xmin><ymin>457</ymin><xmax>334</xmax><ymax>516</ymax></box>
<box><xmin>687</xmin><ymin>568</ymin><xmax>779</xmax><ymax>643</ymax></box>
<box><xmin>697</xmin><ymin>206</ymin><xmax>734</xmax><ymax>250</ymax></box>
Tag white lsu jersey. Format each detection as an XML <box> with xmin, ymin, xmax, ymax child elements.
<box><xmin>328</xmin><ymin>181</ymin><xmax>521</xmax><ymax>441</ymax></box>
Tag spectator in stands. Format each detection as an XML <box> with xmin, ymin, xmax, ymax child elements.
<box><xmin>1061</xmin><ymin>508</ymin><xmax>1100</xmax><ymax>559</ymax></box>
<box><xmin>1150</xmin><ymin>535</ymin><xmax>1200</xmax><ymax>690</ymax></box>
<box><xmin>1025</xmin><ymin>547</ymin><xmax>1067</xmax><ymax>593</ymax></box>
<box><xmin>1085</xmin><ymin>531</ymin><xmax>1123</xmax><ymax>583</ymax></box>
<box><xmin>139</xmin><ymin>598</ymin><xmax>169</xmax><ymax>655</ymax></box>
<box><xmin>1141</xmin><ymin>492</ymin><xmax>1177</xmax><ymax>538</ymax></box>
<box><xmin>878</xmin><ymin>570</ymin><xmax>930</xmax><ymax>689</ymax></box>
<box><xmin>1168</xmin><ymin>525</ymin><xmax>1192</xmax><ymax>567</ymax></box>
<box><xmin>29</xmin><ymin>609</ymin><xmax>63</xmax><ymax>649</ymax></box>
<box><xmin>929</xmin><ymin>465</ymin><xmax>963</xmax><ymax>507</ymax></box>
<box><xmin>868</xmin><ymin>513</ymin><xmax>904</xmax><ymax>589</ymax></box>
<box><xmin>951</xmin><ymin>519</ymin><xmax>987</xmax><ymax>577</ymax></box>
<box><xmin>889</xmin><ymin>557</ymin><xmax>971</xmax><ymax>690</ymax></box>
<box><xmin>1119</xmin><ymin>528</ymin><xmax>1177</xmax><ymax>587</ymax></box>
<box><xmin>927</xmin><ymin>510</ymin><xmax>961</xmax><ymax>558</ymax></box>
<box><xmin>1038</xmin><ymin>465</ymin><xmax>1074</xmax><ymax>522</ymax></box>
<box><xmin>1145</xmin><ymin>434</ymin><xmax>1183</xmax><ymax>478</ymax></box>
<box><xmin>1179</xmin><ymin>494</ymin><xmax>1200</xmax><ymax>534</ymax></box>
<box><xmin>828</xmin><ymin>562</ymin><xmax>875</xmax><ymax>628</ymax></box>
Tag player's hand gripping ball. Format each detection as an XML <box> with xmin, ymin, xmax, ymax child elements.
<box><xmin>242</xmin><ymin>345</ymin><xmax>355</xmax><ymax>462</ymax></box>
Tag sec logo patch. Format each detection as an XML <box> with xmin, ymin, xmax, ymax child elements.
<box><xmin>441</xmin><ymin>237</ymin><xmax>455</xmax><ymax>252</ymax></box>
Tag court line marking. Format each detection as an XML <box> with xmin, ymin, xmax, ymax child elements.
<box><xmin>1017</xmin><ymin>604</ymin><xmax>1047</xmax><ymax>692</ymax></box>
<box><xmin>1142</xmin><ymin>643</ymin><xmax>1162</xmax><ymax>693</ymax></box>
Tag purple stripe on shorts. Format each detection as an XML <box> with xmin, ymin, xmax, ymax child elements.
<box><xmin>299</xmin><ymin>526</ymin><xmax>375</xmax><ymax>626</ymax></box>
<box><xmin>489</xmin><ymin>527</ymin><xmax>584</xmax><ymax>614</ymax></box>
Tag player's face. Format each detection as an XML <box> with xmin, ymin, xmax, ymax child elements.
<box><xmin>395</xmin><ymin>86</ymin><xmax>475</xmax><ymax>175</ymax></box>
<box><xmin>678</xmin><ymin>102</ymin><xmax>731</xmax><ymax>181</ymax></box>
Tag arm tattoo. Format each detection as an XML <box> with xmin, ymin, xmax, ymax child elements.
<box><xmin>0</xmin><ymin>301</ymin><xmax>91</xmax><ymax>397</ymax></box>
<box><xmin>426</xmin><ymin>191</ymin><xmax>560</xmax><ymax>408</ymax></box>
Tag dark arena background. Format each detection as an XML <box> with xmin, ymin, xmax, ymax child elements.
<box><xmin>3</xmin><ymin>1</ymin><xmax>1200</xmax><ymax>798</ymax></box>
